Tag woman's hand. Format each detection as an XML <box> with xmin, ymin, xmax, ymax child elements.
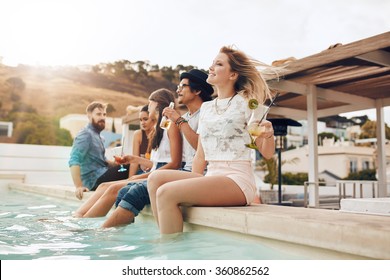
<box><xmin>255</xmin><ymin>120</ymin><xmax>275</xmax><ymax>159</ymax></box>
<box><xmin>257</xmin><ymin>120</ymin><xmax>274</xmax><ymax>140</ymax></box>
<box><xmin>121</xmin><ymin>155</ymin><xmax>138</xmax><ymax>164</ymax></box>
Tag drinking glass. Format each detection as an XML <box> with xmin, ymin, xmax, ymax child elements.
<box><xmin>112</xmin><ymin>146</ymin><xmax>127</xmax><ymax>172</ymax></box>
<box><xmin>245</xmin><ymin>93</ymin><xmax>279</xmax><ymax>149</ymax></box>
<box><xmin>245</xmin><ymin>105</ymin><xmax>267</xmax><ymax>149</ymax></box>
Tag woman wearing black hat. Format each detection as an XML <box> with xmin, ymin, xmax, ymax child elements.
<box><xmin>148</xmin><ymin>46</ymin><xmax>278</xmax><ymax>234</ymax></box>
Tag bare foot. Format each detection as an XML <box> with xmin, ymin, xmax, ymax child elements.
<box><xmin>72</xmin><ymin>212</ymin><xmax>83</xmax><ymax>218</ymax></box>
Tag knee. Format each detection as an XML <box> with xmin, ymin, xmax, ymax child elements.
<box><xmin>121</xmin><ymin>183</ymin><xmax>149</xmax><ymax>212</ymax></box>
<box><xmin>147</xmin><ymin>170</ymin><xmax>163</xmax><ymax>194</ymax></box>
<box><xmin>117</xmin><ymin>186</ymin><xmax>130</xmax><ymax>199</ymax></box>
<box><xmin>103</xmin><ymin>184</ymin><xmax>120</xmax><ymax>197</ymax></box>
<box><xmin>96</xmin><ymin>182</ymin><xmax>109</xmax><ymax>190</ymax></box>
<box><xmin>156</xmin><ymin>184</ymin><xmax>175</xmax><ymax>206</ymax></box>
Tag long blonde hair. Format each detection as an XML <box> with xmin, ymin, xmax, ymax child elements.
<box><xmin>219</xmin><ymin>46</ymin><xmax>280</xmax><ymax>104</ymax></box>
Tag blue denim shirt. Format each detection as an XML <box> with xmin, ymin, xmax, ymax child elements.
<box><xmin>68</xmin><ymin>123</ymin><xmax>108</xmax><ymax>190</ymax></box>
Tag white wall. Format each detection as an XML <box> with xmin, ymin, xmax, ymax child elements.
<box><xmin>0</xmin><ymin>143</ymin><xmax>73</xmax><ymax>187</ymax></box>
<box><xmin>281</xmin><ymin>145</ymin><xmax>382</xmax><ymax>179</ymax></box>
<box><xmin>0</xmin><ymin>142</ymin><xmax>137</xmax><ymax>189</ymax></box>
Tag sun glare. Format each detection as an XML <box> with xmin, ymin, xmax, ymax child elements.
<box><xmin>1</xmin><ymin>0</ymin><xmax>103</xmax><ymax>66</ymax></box>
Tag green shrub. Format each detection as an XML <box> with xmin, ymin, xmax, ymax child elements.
<box><xmin>282</xmin><ymin>172</ymin><xmax>309</xmax><ymax>185</ymax></box>
<box><xmin>344</xmin><ymin>169</ymin><xmax>376</xmax><ymax>180</ymax></box>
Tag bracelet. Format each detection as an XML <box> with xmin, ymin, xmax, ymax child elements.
<box><xmin>266</xmin><ymin>134</ymin><xmax>274</xmax><ymax>139</ymax></box>
<box><xmin>175</xmin><ymin>117</ymin><xmax>185</xmax><ymax>125</ymax></box>
<box><xmin>175</xmin><ymin>117</ymin><xmax>188</xmax><ymax>128</ymax></box>
<box><xmin>178</xmin><ymin>121</ymin><xmax>187</xmax><ymax>129</ymax></box>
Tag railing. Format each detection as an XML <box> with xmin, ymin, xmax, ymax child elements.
<box><xmin>336</xmin><ymin>180</ymin><xmax>379</xmax><ymax>199</ymax></box>
<box><xmin>303</xmin><ymin>181</ymin><xmax>337</xmax><ymax>208</ymax></box>
<box><xmin>303</xmin><ymin>180</ymin><xmax>380</xmax><ymax>209</ymax></box>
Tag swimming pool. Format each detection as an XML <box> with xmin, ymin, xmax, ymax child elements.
<box><xmin>0</xmin><ymin>189</ymin><xmax>361</xmax><ymax>260</ymax></box>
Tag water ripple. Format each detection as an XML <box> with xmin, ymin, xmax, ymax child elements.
<box><xmin>5</xmin><ymin>225</ymin><xmax>29</xmax><ymax>231</ymax></box>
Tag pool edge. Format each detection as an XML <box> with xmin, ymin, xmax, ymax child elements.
<box><xmin>6</xmin><ymin>182</ymin><xmax>390</xmax><ymax>259</ymax></box>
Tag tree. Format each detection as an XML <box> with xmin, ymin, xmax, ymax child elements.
<box><xmin>11</xmin><ymin>102</ymin><xmax>37</xmax><ymax>114</ymax></box>
<box><xmin>160</xmin><ymin>66</ymin><xmax>175</xmax><ymax>82</ymax></box>
<box><xmin>6</xmin><ymin>77</ymin><xmax>26</xmax><ymax>93</ymax></box>
<box><xmin>258</xmin><ymin>157</ymin><xmax>278</xmax><ymax>188</ymax></box>
<box><xmin>6</xmin><ymin>77</ymin><xmax>26</xmax><ymax>102</ymax></box>
<box><xmin>282</xmin><ymin>172</ymin><xmax>309</xmax><ymax>185</ymax></box>
<box><xmin>256</xmin><ymin>156</ymin><xmax>300</xmax><ymax>189</ymax></box>
<box><xmin>8</xmin><ymin>112</ymin><xmax>73</xmax><ymax>146</ymax></box>
<box><xmin>106</xmin><ymin>103</ymin><xmax>116</xmax><ymax>114</ymax></box>
<box><xmin>318</xmin><ymin>132</ymin><xmax>339</xmax><ymax>145</ymax></box>
<box><xmin>111</xmin><ymin>118</ymin><xmax>116</xmax><ymax>133</ymax></box>
<box><xmin>359</xmin><ymin>120</ymin><xmax>390</xmax><ymax>140</ymax></box>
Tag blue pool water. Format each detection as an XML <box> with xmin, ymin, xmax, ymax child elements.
<box><xmin>0</xmin><ymin>190</ymin><xmax>347</xmax><ymax>260</ymax></box>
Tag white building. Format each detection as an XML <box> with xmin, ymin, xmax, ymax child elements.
<box><xmin>60</xmin><ymin>114</ymin><xmax>123</xmax><ymax>139</ymax></box>
<box><xmin>281</xmin><ymin>138</ymin><xmax>390</xmax><ymax>182</ymax></box>
<box><xmin>0</xmin><ymin>121</ymin><xmax>13</xmax><ymax>137</ymax></box>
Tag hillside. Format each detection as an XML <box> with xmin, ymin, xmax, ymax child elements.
<box><xmin>0</xmin><ymin>64</ymin><xmax>177</xmax><ymax>119</ymax></box>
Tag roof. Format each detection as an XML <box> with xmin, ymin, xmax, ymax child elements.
<box><xmin>267</xmin><ymin>32</ymin><xmax>390</xmax><ymax>120</ymax></box>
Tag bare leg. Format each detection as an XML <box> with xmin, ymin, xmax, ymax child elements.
<box><xmin>156</xmin><ymin>176</ymin><xmax>246</xmax><ymax>234</ymax></box>
<box><xmin>101</xmin><ymin>206</ymin><xmax>135</xmax><ymax>228</ymax></box>
<box><xmin>73</xmin><ymin>180</ymin><xmax>126</xmax><ymax>217</ymax></box>
<box><xmin>83</xmin><ymin>181</ymin><xmax>128</xmax><ymax>217</ymax></box>
<box><xmin>147</xmin><ymin>170</ymin><xmax>202</xmax><ymax>225</ymax></box>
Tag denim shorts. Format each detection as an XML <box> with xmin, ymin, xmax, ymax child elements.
<box><xmin>115</xmin><ymin>162</ymin><xmax>167</xmax><ymax>216</ymax></box>
<box><xmin>117</xmin><ymin>181</ymin><xmax>149</xmax><ymax>217</ymax></box>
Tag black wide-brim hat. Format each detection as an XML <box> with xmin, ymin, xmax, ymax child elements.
<box><xmin>180</xmin><ymin>69</ymin><xmax>214</xmax><ymax>96</ymax></box>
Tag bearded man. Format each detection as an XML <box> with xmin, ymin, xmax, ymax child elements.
<box><xmin>69</xmin><ymin>101</ymin><xmax>129</xmax><ymax>200</ymax></box>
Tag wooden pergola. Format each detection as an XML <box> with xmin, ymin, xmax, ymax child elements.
<box><xmin>268</xmin><ymin>31</ymin><xmax>390</xmax><ymax>207</ymax></box>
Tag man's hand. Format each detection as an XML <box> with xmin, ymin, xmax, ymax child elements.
<box><xmin>75</xmin><ymin>186</ymin><xmax>89</xmax><ymax>200</ymax></box>
<box><xmin>162</xmin><ymin>106</ymin><xmax>180</xmax><ymax>123</ymax></box>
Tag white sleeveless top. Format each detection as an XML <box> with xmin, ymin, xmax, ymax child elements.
<box><xmin>198</xmin><ymin>94</ymin><xmax>266</xmax><ymax>161</ymax></box>
<box><xmin>150</xmin><ymin>129</ymin><xmax>171</xmax><ymax>171</ymax></box>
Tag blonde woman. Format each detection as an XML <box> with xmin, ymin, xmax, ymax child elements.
<box><xmin>147</xmin><ymin>46</ymin><xmax>277</xmax><ymax>234</ymax></box>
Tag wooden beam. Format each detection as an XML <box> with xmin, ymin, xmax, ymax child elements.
<box><xmin>317</xmin><ymin>104</ymin><xmax>375</xmax><ymax>118</ymax></box>
<box><xmin>283</xmin><ymin>32</ymin><xmax>390</xmax><ymax>75</ymax></box>
<box><xmin>268</xmin><ymin>80</ymin><xmax>308</xmax><ymax>95</ymax></box>
<box><xmin>356</xmin><ymin>50</ymin><xmax>390</xmax><ymax>67</ymax></box>
<box><xmin>315</xmin><ymin>87</ymin><xmax>375</xmax><ymax>107</ymax></box>
<box><xmin>269</xmin><ymin>80</ymin><xmax>375</xmax><ymax>107</ymax></box>
<box><xmin>269</xmin><ymin>107</ymin><xmax>307</xmax><ymax>119</ymax></box>
<box><xmin>383</xmin><ymin>97</ymin><xmax>390</xmax><ymax>107</ymax></box>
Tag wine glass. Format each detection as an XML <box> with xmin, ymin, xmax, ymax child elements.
<box><xmin>112</xmin><ymin>146</ymin><xmax>127</xmax><ymax>172</ymax></box>
<box><xmin>245</xmin><ymin>93</ymin><xmax>279</xmax><ymax>149</ymax></box>
<box><xmin>245</xmin><ymin>104</ymin><xmax>267</xmax><ymax>149</ymax></box>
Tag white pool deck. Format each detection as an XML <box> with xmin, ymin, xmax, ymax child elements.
<box><xmin>6</xmin><ymin>182</ymin><xmax>390</xmax><ymax>260</ymax></box>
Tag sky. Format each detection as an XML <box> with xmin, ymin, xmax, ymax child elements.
<box><xmin>0</xmin><ymin>0</ymin><xmax>389</xmax><ymax>123</ymax></box>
